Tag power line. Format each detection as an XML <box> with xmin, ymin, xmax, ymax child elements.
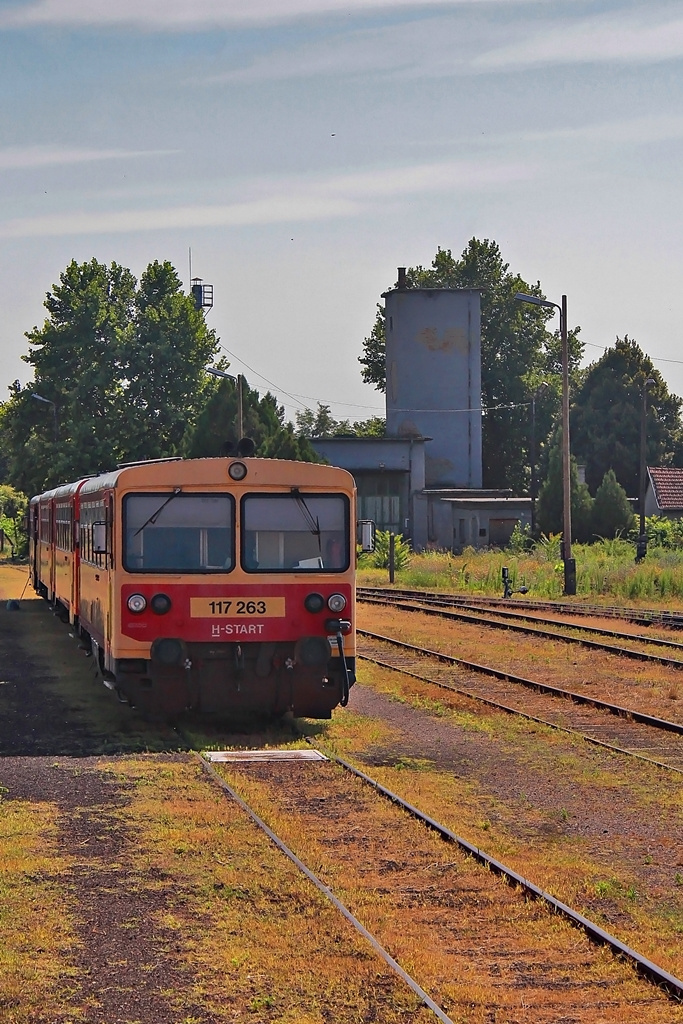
<box><xmin>583</xmin><ymin>340</ymin><xmax>683</xmax><ymax>367</ymax></box>
<box><xmin>218</xmin><ymin>343</ymin><xmax>383</xmax><ymax>414</ymax></box>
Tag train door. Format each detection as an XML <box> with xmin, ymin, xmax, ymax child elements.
<box><xmin>103</xmin><ymin>493</ymin><xmax>114</xmax><ymax>669</ymax></box>
<box><xmin>29</xmin><ymin>498</ymin><xmax>39</xmax><ymax>590</ymax></box>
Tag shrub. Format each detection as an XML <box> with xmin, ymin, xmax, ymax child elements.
<box><xmin>370</xmin><ymin>530</ymin><xmax>412</xmax><ymax>570</ymax></box>
<box><xmin>592</xmin><ymin>470</ymin><xmax>635</xmax><ymax>539</ymax></box>
<box><xmin>0</xmin><ymin>484</ymin><xmax>28</xmax><ymax>558</ymax></box>
<box><xmin>507</xmin><ymin>522</ymin><xmax>533</xmax><ymax>553</ymax></box>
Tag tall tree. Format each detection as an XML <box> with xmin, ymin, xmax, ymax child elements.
<box><xmin>120</xmin><ymin>260</ymin><xmax>218</xmax><ymax>462</ymax></box>
<box><xmin>295</xmin><ymin>403</ymin><xmax>386</xmax><ymax>439</ymax></box>
<box><xmin>184</xmin><ymin>375</ymin><xmax>320</xmax><ymax>462</ymax></box>
<box><xmin>536</xmin><ymin>433</ymin><xmax>594</xmax><ymax>543</ymax></box>
<box><xmin>570</xmin><ymin>337</ymin><xmax>683</xmax><ymax>497</ymax></box>
<box><xmin>591</xmin><ymin>469</ymin><xmax>635</xmax><ymax>539</ymax></box>
<box><xmin>359</xmin><ymin>239</ymin><xmax>582</xmax><ymax>492</ymax></box>
<box><xmin>1</xmin><ymin>258</ymin><xmax>218</xmax><ymax>496</ymax></box>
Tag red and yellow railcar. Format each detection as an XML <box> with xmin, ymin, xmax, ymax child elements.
<box><xmin>30</xmin><ymin>457</ymin><xmax>358</xmax><ymax>719</ymax></box>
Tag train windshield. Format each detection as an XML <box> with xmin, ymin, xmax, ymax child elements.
<box><xmin>123</xmin><ymin>493</ymin><xmax>234</xmax><ymax>573</ymax></box>
<box><xmin>241</xmin><ymin>493</ymin><xmax>349</xmax><ymax>572</ymax></box>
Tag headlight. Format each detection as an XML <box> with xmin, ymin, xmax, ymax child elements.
<box><xmin>327</xmin><ymin>593</ymin><xmax>347</xmax><ymax>613</ymax></box>
<box><xmin>228</xmin><ymin>461</ymin><xmax>248</xmax><ymax>481</ymax></box>
<box><xmin>151</xmin><ymin>593</ymin><xmax>172</xmax><ymax>615</ymax></box>
<box><xmin>304</xmin><ymin>593</ymin><xmax>325</xmax><ymax>613</ymax></box>
<box><xmin>127</xmin><ymin>593</ymin><xmax>147</xmax><ymax>614</ymax></box>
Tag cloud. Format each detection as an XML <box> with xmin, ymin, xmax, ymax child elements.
<box><xmin>474</xmin><ymin>9</ymin><xmax>683</xmax><ymax>70</ymax></box>
<box><xmin>204</xmin><ymin>5</ymin><xmax>683</xmax><ymax>85</ymax></box>
<box><xmin>0</xmin><ymin>145</ymin><xmax>176</xmax><ymax>171</ymax></box>
<box><xmin>518</xmin><ymin>113</ymin><xmax>683</xmax><ymax>149</ymax></box>
<box><xmin>0</xmin><ymin>156</ymin><xmax>535</xmax><ymax>238</ymax></box>
<box><xmin>210</xmin><ymin>15</ymin><xmax>463</xmax><ymax>83</ymax></box>
<box><xmin>0</xmin><ymin>0</ymin><xmax>512</xmax><ymax>31</ymax></box>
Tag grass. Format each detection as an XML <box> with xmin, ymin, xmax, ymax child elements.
<box><xmin>324</xmin><ymin>661</ymin><xmax>683</xmax><ymax>978</ymax></box>
<box><xmin>212</xmin><ymin>757</ymin><xmax>683</xmax><ymax>1023</ymax></box>
<box><xmin>360</xmin><ymin>600</ymin><xmax>683</xmax><ymax>722</ymax></box>
<box><xmin>0</xmin><ymin>798</ymin><xmax>78</xmax><ymax>1023</ymax></box>
<box><xmin>103</xmin><ymin>756</ymin><xmax>431</xmax><ymax>1023</ymax></box>
<box><xmin>359</xmin><ymin>539</ymin><xmax>683</xmax><ymax>604</ymax></box>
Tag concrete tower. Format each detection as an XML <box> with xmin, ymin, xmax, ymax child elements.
<box><xmin>384</xmin><ymin>272</ymin><xmax>482</xmax><ymax>488</ymax></box>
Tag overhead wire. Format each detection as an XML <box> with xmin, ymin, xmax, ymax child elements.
<box><xmin>217</xmin><ymin>343</ymin><xmax>383</xmax><ymax>414</ymax></box>
<box><xmin>583</xmin><ymin>340</ymin><xmax>683</xmax><ymax>366</ymax></box>
<box><xmin>217</xmin><ymin>336</ymin><xmax>683</xmax><ymax>424</ymax></box>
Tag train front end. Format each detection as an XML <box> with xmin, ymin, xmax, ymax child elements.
<box><xmin>111</xmin><ymin>458</ymin><xmax>356</xmax><ymax>719</ymax></box>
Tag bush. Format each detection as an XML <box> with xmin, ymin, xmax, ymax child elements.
<box><xmin>0</xmin><ymin>484</ymin><xmax>28</xmax><ymax>558</ymax></box>
<box><xmin>370</xmin><ymin>530</ymin><xmax>412</xmax><ymax>570</ymax></box>
<box><xmin>592</xmin><ymin>469</ymin><xmax>635</xmax><ymax>539</ymax></box>
<box><xmin>644</xmin><ymin>516</ymin><xmax>683</xmax><ymax>549</ymax></box>
<box><xmin>507</xmin><ymin>522</ymin><xmax>533</xmax><ymax>553</ymax></box>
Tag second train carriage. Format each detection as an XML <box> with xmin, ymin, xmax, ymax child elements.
<box><xmin>30</xmin><ymin>457</ymin><xmax>359</xmax><ymax>719</ymax></box>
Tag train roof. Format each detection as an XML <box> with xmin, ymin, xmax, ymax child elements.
<box><xmin>72</xmin><ymin>457</ymin><xmax>355</xmax><ymax>496</ymax></box>
<box><xmin>31</xmin><ymin>478</ymin><xmax>92</xmax><ymax>503</ymax></box>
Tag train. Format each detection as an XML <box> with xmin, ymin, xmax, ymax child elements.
<box><xmin>29</xmin><ymin>456</ymin><xmax>365</xmax><ymax>720</ymax></box>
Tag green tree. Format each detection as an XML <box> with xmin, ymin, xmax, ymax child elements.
<box><xmin>359</xmin><ymin>239</ymin><xmax>582</xmax><ymax>491</ymax></box>
<box><xmin>185</xmin><ymin>375</ymin><xmax>320</xmax><ymax>462</ymax></box>
<box><xmin>296</xmin><ymin>402</ymin><xmax>386</xmax><ymax>439</ymax></box>
<box><xmin>260</xmin><ymin>422</ymin><xmax>320</xmax><ymax>461</ymax></box>
<box><xmin>1</xmin><ymin>258</ymin><xmax>219</xmax><ymax>496</ymax></box>
<box><xmin>537</xmin><ymin>433</ymin><xmax>594</xmax><ymax>542</ymax></box>
<box><xmin>591</xmin><ymin>469</ymin><xmax>635</xmax><ymax>539</ymax></box>
<box><xmin>295</xmin><ymin>404</ymin><xmax>344</xmax><ymax>438</ymax></box>
<box><xmin>570</xmin><ymin>337</ymin><xmax>683</xmax><ymax>497</ymax></box>
<box><xmin>119</xmin><ymin>260</ymin><xmax>218</xmax><ymax>462</ymax></box>
<box><xmin>0</xmin><ymin>484</ymin><xmax>28</xmax><ymax>557</ymax></box>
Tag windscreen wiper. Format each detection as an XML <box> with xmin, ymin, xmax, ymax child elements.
<box><xmin>133</xmin><ymin>487</ymin><xmax>182</xmax><ymax>537</ymax></box>
<box><xmin>291</xmin><ymin>488</ymin><xmax>322</xmax><ymax>558</ymax></box>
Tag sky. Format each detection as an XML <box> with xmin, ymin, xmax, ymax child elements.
<box><xmin>2</xmin><ymin>0</ymin><xmax>683</xmax><ymax>425</ymax></box>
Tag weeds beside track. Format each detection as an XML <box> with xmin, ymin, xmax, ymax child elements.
<box><xmin>203</xmin><ymin>747</ymin><xmax>683</xmax><ymax>1023</ymax></box>
<box><xmin>358</xmin><ymin>629</ymin><xmax>683</xmax><ymax>772</ymax></box>
<box><xmin>359</xmin><ymin>589</ymin><xmax>683</xmax><ymax>669</ymax></box>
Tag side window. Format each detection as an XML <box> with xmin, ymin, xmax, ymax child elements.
<box><xmin>55</xmin><ymin>504</ymin><xmax>73</xmax><ymax>551</ymax></box>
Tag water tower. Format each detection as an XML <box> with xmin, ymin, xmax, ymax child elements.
<box><xmin>383</xmin><ymin>270</ymin><xmax>482</xmax><ymax>488</ymax></box>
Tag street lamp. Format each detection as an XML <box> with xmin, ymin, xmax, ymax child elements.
<box><xmin>515</xmin><ymin>292</ymin><xmax>576</xmax><ymax>595</ymax></box>
<box><xmin>31</xmin><ymin>392</ymin><xmax>58</xmax><ymax>442</ymax></box>
<box><xmin>530</xmin><ymin>381</ymin><xmax>549</xmax><ymax>536</ymax></box>
<box><xmin>636</xmin><ymin>376</ymin><xmax>656</xmax><ymax>562</ymax></box>
<box><xmin>206</xmin><ymin>367</ymin><xmax>244</xmax><ymax>439</ymax></box>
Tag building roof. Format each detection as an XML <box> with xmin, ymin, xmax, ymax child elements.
<box><xmin>648</xmin><ymin>467</ymin><xmax>683</xmax><ymax>510</ymax></box>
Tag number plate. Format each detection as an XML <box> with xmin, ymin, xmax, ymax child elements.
<box><xmin>190</xmin><ymin>597</ymin><xmax>286</xmax><ymax>618</ymax></box>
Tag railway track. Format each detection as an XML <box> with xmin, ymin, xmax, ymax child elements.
<box><xmin>359</xmin><ymin>589</ymin><xmax>683</xmax><ymax>669</ymax></box>
<box><xmin>200</xmin><ymin>747</ymin><xmax>683</xmax><ymax>1022</ymax></box>
<box><xmin>359</xmin><ymin>586</ymin><xmax>683</xmax><ymax>629</ymax></box>
<box><xmin>358</xmin><ymin>630</ymin><xmax>683</xmax><ymax>772</ymax></box>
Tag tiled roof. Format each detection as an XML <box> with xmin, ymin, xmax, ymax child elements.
<box><xmin>648</xmin><ymin>467</ymin><xmax>683</xmax><ymax>510</ymax></box>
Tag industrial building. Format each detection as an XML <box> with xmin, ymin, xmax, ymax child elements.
<box><xmin>311</xmin><ymin>271</ymin><xmax>531</xmax><ymax>552</ymax></box>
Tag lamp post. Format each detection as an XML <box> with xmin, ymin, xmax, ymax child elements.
<box><xmin>206</xmin><ymin>367</ymin><xmax>244</xmax><ymax>439</ymax></box>
<box><xmin>515</xmin><ymin>292</ymin><xmax>575</xmax><ymax>595</ymax></box>
<box><xmin>637</xmin><ymin>376</ymin><xmax>656</xmax><ymax>562</ymax></box>
<box><xmin>530</xmin><ymin>381</ymin><xmax>549</xmax><ymax>536</ymax></box>
<box><xmin>31</xmin><ymin>392</ymin><xmax>58</xmax><ymax>442</ymax></box>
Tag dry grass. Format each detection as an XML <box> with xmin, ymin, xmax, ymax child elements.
<box><xmin>328</xmin><ymin>660</ymin><xmax>683</xmax><ymax>978</ymax></box>
<box><xmin>102</xmin><ymin>756</ymin><xmax>433</xmax><ymax>1022</ymax></box>
<box><xmin>0</xmin><ymin>798</ymin><xmax>78</xmax><ymax>1023</ymax></box>
<box><xmin>0</xmin><ymin>566</ymin><xmax>182</xmax><ymax>753</ymax></box>
<box><xmin>361</xmin><ymin>602</ymin><xmax>683</xmax><ymax>724</ymax></box>
<box><xmin>213</xmin><ymin>758</ymin><xmax>683</xmax><ymax>1023</ymax></box>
